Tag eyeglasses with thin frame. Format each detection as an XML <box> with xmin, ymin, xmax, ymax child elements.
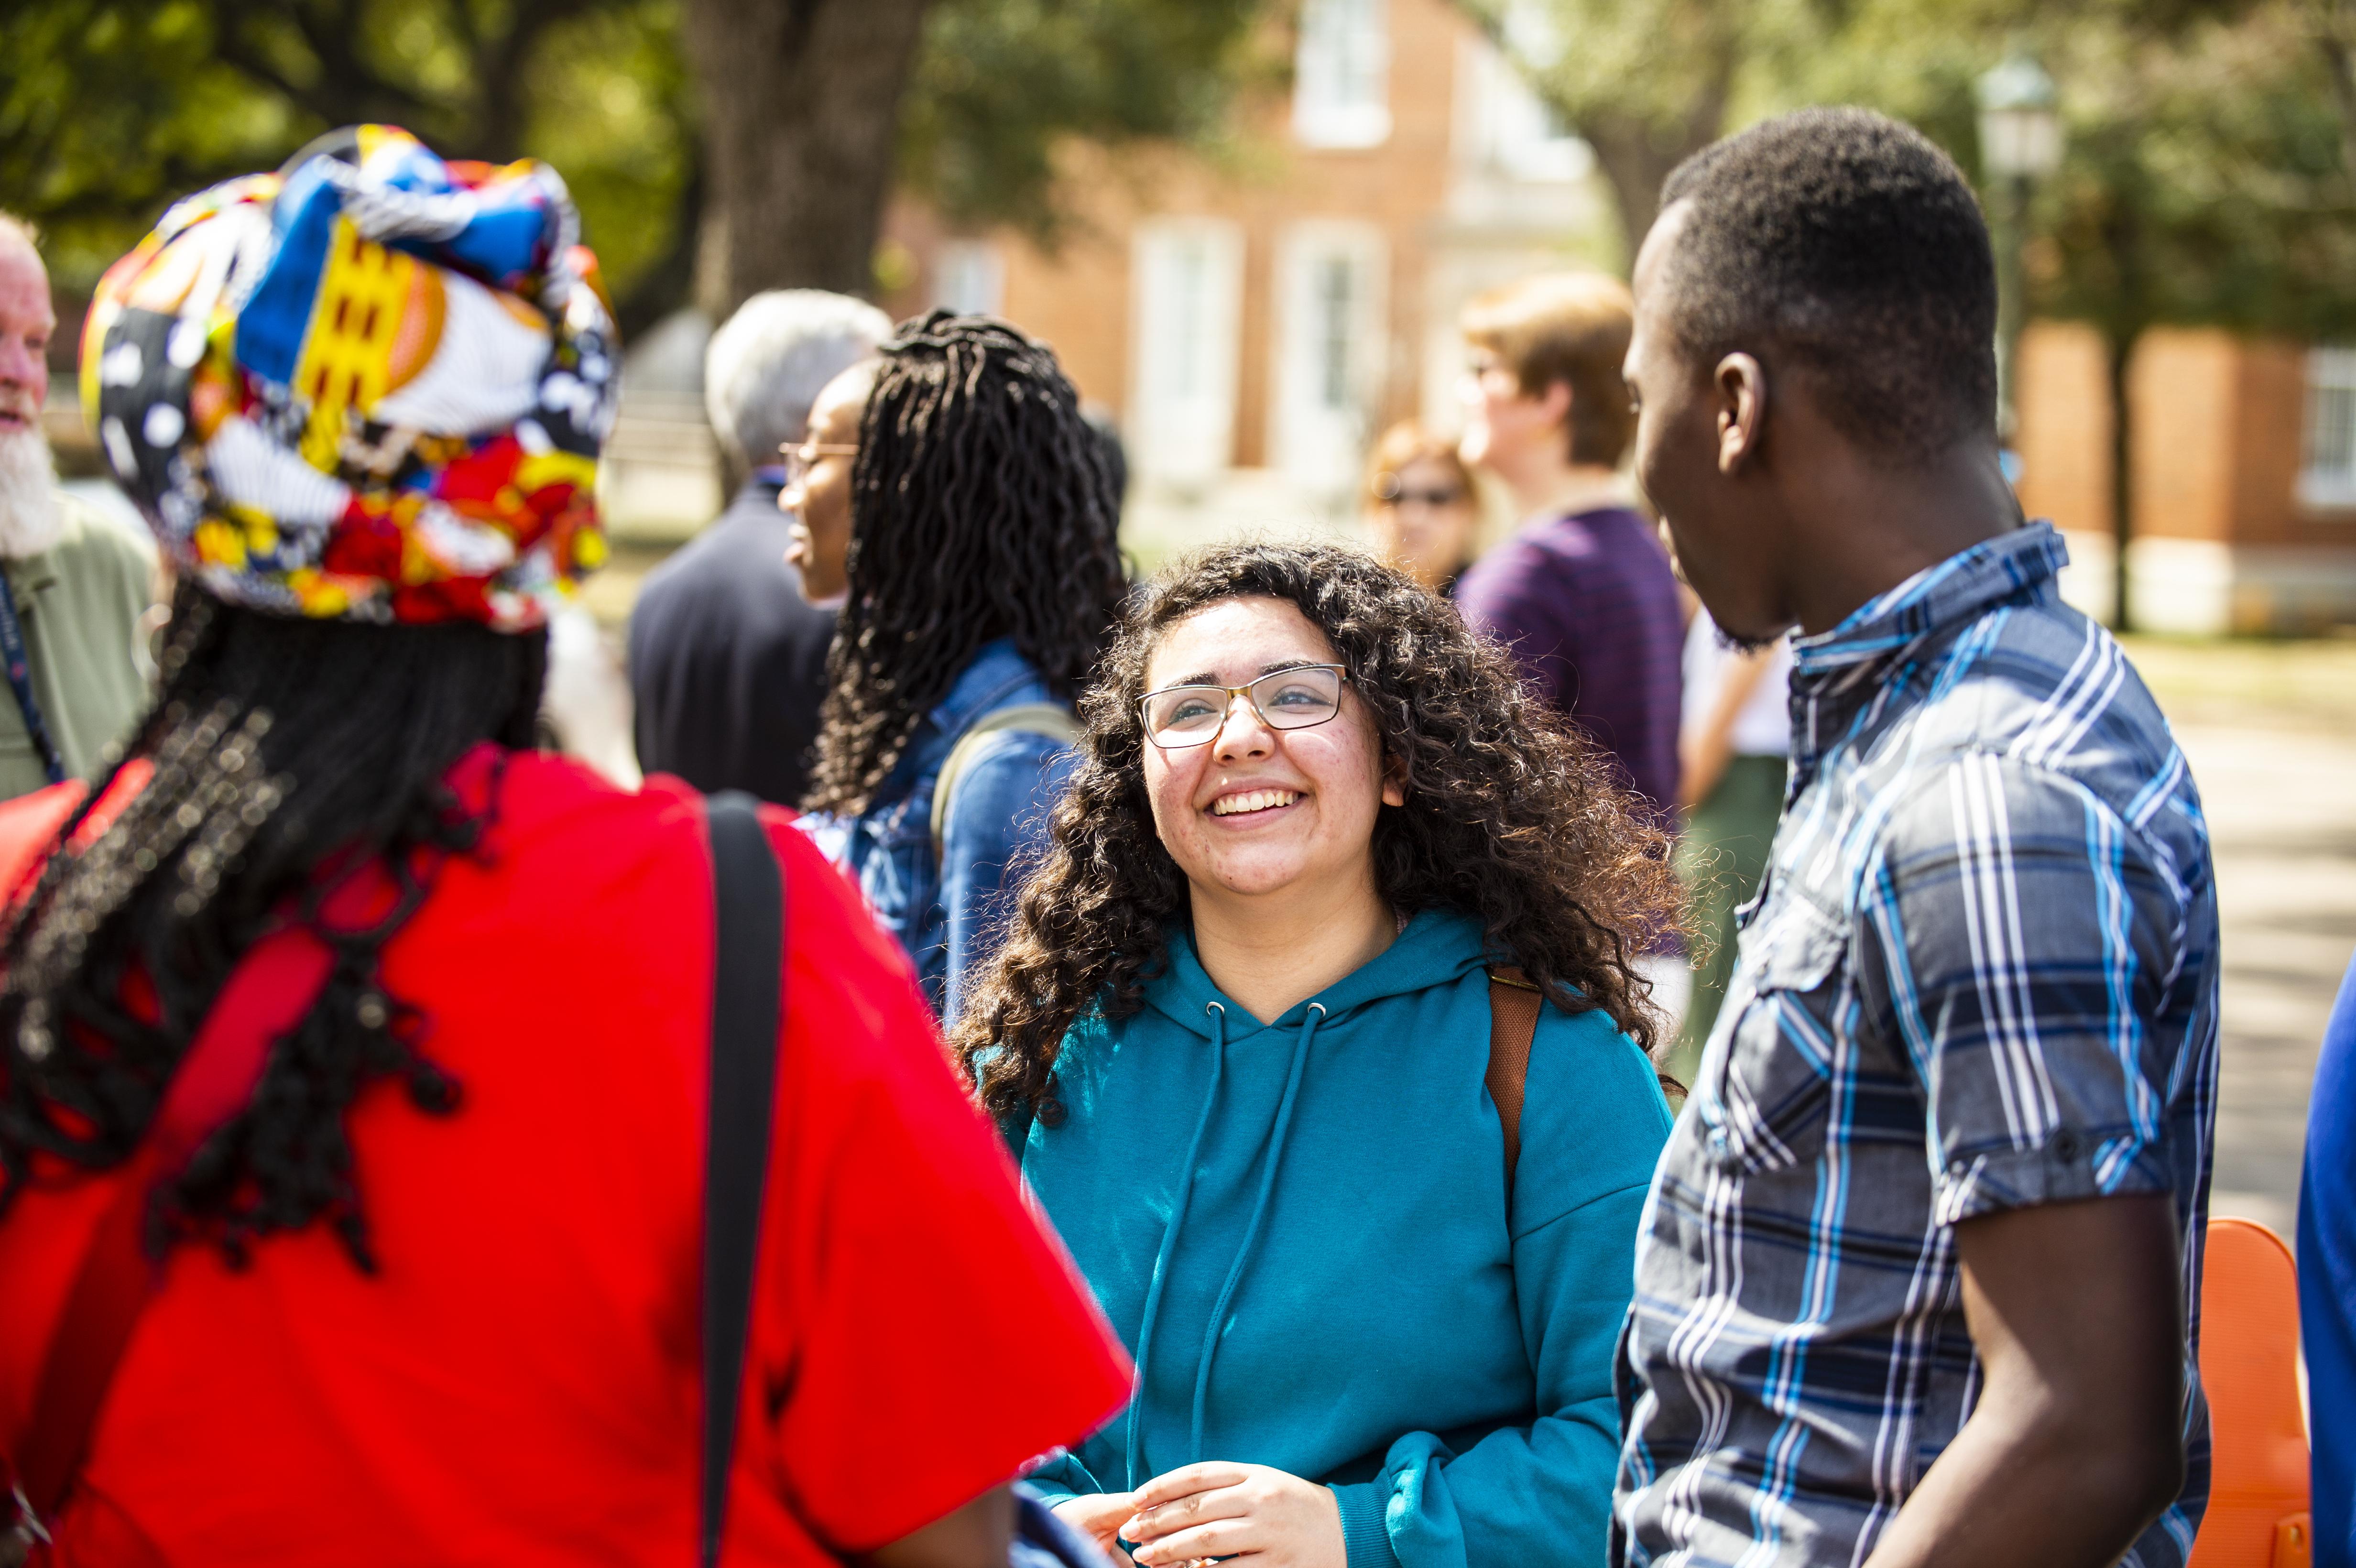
<box><xmin>1138</xmin><ymin>664</ymin><xmax>1347</xmax><ymax>749</ymax></box>
<box><xmin>778</xmin><ymin>440</ymin><xmax>859</xmax><ymax>487</ymax></box>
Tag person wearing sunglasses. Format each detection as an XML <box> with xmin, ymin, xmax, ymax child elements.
<box><xmin>1360</xmin><ymin>421</ymin><xmax>1480</xmax><ymax>599</ymax></box>
<box><xmin>954</xmin><ymin>541</ymin><xmax>1680</xmax><ymax>1568</ymax></box>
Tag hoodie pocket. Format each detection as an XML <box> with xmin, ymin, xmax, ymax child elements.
<box><xmin>1694</xmin><ymin>895</ymin><xmax>1848</xmax><ymax>1175</ymax></box>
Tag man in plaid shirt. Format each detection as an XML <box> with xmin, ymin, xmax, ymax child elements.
<box><xmin>1612</xmin><ymin>110</ymin><xmax>2217</xmax><ymax>1567</ymax></box>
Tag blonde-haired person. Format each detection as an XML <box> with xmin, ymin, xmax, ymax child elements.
<box><xmin>1360</xmin><ymin>422</ymin><xmax>1479</xmax><ymax>598</ymax></box>
<box><xmin>1454</xmin><ymin>272</ymin><xmax>1682</xmax><ymax>826</ymax></box>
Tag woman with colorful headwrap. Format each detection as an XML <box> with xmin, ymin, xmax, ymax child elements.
<box><xmin>0</xmin><ymin>130</ymin><xmax>1127</xmax><ymax>1566</ymax></box>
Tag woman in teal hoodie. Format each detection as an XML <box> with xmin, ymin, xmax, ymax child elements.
<box><xmin>956</xmin><ymin>542</ymin><xmax>1681</xmax><ymax>1568</ymax></box>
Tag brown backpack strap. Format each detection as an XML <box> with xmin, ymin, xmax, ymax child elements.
<box><xmin>1486</xmin><ymin>968</ymin><xmax>1541</xmax><ymax>1196</ymax></box>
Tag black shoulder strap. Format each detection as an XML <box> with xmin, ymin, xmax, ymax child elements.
<box><xmin>702</xmin><ymin>792</ymin><xmax>785</xmax><ymax>1568</ymax></box>
<box><xmin>0</xmin><ymin>569</ymin><xmax>65</xmax><ymax>786</ymax></box>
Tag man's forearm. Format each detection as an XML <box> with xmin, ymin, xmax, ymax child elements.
<box><xmin>1864</xmin><ymin>1193</ymin><xmax>2186</xmax><ymax>1568</ymax></box>
<box><xmin>1860</xmin><ymin>1395</ymin><xmax>2181</xmax><ymax>1568</ymax></box>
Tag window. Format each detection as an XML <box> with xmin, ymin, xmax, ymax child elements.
<box><xmin>1454</xmin><ymin>34</ymin><xmax>1589</xmax><ymax>184</ymax></box>
<box><xmin>2301</xmin><ymin>348</ymin><xmax>2356</xmax><ymax>509</ymax></box>
<box><xmin>1294</xmin><ymin>0</ymin><xmax>1391</xmax><ymax>150</ymax></box>
<box><xmin>1128</xmin><ymin>219</ymin><xmax>1245</xmax><ymax>485</ymax></box>
<box><xmin>1272</xmin><ymin>221</ymin><xmax>1387</xmax><ymax>490</ymax></box>
<box><xmin>933</xmin><ymin>240</ymin><xmax>1005</xmax><ymax>317</ymax></box>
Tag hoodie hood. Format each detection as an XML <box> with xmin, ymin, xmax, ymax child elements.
<box><xmin>1019</xmin><ymin>893</ymin><xmax>1671</xmax><ymax>1516</ymax></box>
<box><xmin>1143</xmin><ymin>907</ymin><xmax>1494</xmax><ymax>1039</ymax></box>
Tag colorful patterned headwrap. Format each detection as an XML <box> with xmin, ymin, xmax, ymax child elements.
<box><xmin>81</xmin><ymin>125</ymin><xmax>617</xmax><ymax>630</ymax></box>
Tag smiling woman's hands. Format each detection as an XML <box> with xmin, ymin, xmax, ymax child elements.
<box><xmin>1119</xmin><ymin>1462</ymin><xmax>1347</xmax><ymax>1568</ymax></box>
<box><xmin>1051</xmin><ymin>1491</ymin><xmax>1141</xmax><ymax>1564</ymax></box>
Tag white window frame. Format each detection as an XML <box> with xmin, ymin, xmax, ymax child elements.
<box><xmin>1271</xmin><ymin>220</ymin><xmax>1389</xmax><ymax>492</ymax></box>
<box><xmin>933</xmin><ymin>240</ymin><xmax>1006</xmax><ymax>317</ymax></box>
<box><xmin>2300</xmin><ymin>347</ymin><xmax>2356</xmax><ymax>510</ymax></box>
<box><xmin>1293</xmin><ymin>0</ymin><xmax>1392</xmax><ymax>150</ymax></box>
<box><xmin>1453</xmin><ymin>34</ymin><xmax>1589</xmax><ymax>184</ymax></box>
<box><xmin>1128</xmin><ymin>218</ymin><xmax>1245</xmax><ymax>486</ymax></box>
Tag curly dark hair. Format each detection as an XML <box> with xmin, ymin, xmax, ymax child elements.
<box><xmin>804</xmin><ymin>310</ymin><xmax>1130</xmax><ymax>817</ymax></box>
<box><xmin>955</xmin><ymin>540</ymin><xmax>1681</xmax><ymax>1124</ymax></box>
<box><xmin>0</xmin><ymin>583</ymin><xmax>545</xmax><ymax>1268</ymax></box>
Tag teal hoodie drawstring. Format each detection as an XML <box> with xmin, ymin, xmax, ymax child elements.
<box><xmin>1187</xmin><ymin>1002</ymin><xmax>1321</xmax><ymax>1464</ymax></box>
<box><xmin>1125</xmin><ymin>1000</ymin><xmax>1229</xmax><ymax>1490</ymax></box>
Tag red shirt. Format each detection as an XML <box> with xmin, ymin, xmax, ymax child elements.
<box><xmin>0</xmin><ymin>749</ymin><xmax>1130</xmax><ymax>1564</ymax></box>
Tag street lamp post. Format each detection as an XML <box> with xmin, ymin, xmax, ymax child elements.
<box><xmin>1976</xmin><ymin>49</ymin><xmax>2062</xmax><ymax>444</ymax></box>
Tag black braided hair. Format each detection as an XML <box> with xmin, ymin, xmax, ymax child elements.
<box><xmin>0</xmin><ymin>581</ymin><xmax>546</xmax><ymax>1269</ymax></box>
<box><xmin>803</xmin><ymin>310</ymin><xmax>1130</xmax><ymax>817</ymax></box>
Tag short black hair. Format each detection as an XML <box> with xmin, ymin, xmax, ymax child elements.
<box><xmin>1658</xmin><ymin>107</ymin><xmax>1997</xmax><ymax>462</ymax></box>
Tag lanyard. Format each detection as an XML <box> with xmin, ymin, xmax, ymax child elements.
<box><xmin>0</xmin><ymin>567</ymin><xmax>65</xmax><ymax>786</ymax></box>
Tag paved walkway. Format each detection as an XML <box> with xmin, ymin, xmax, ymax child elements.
<box><xmin>2128</xmin><ymin>636</ymin><xmax>2356</xmax><ymax>1237</ymax></box>
<box><xmin>2178</xmin><ymin>721</ymin><xmax>2356</xmax><ymax>1236</ymax></box>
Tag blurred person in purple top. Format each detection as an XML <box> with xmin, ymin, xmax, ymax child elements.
<box><xmin>1453</xmin><ymin>273</ymin><xmax>1684</xmax><ymax>824</ymax></box>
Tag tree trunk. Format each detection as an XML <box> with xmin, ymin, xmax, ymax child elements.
<box><xmin>1583</xmin><ymin>124</ymin><xmax>1688</xmax><ymax>265</ymax></box>
<box><xmin>681</xmin><ymin>0</ymin><xmax>934</xmax><ymax>316</ymax></box>
<box><xmin>467</xmin><ymin>0</ymin><xmax>597</xmax><ymax>162</ymax></box>
<box><xmin>2313</xmin><ymin>2</ymin><xmax>2356</xmax><ymax>204</ymax></box>
<box><xmin>1568</xmin><ymin>48</ymin><xmax>1733</xmax><ymax>264</ymax></box>
<box><xmin>617</xmin><ymin>152</ymin><xmax>707</xmax><ymax>340</ymax></box>
<box><xmin>2106</xmin><ymin>328</ymin><xmax>2134</xmax><ymax>634</ymax></box>
<box><xmin>2094</xmin><ymin>151</ymin><xmax>2148</xmax><ymax>636</ymax></box>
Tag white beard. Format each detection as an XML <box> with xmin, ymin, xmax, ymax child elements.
<box><xmin>0</xmin><ymin>426</ymin><xmax>63</xmax><ymax>561</ymax></box>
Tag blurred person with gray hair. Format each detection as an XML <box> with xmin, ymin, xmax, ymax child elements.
<box><xmin>627</xmin><ymin>289</ymin><xmax>891</xmax><ymax>804</ymax></box>
<box><xmin>0</xmin><ymin>213</ymin><xmax>153</xmax><ymax>801</ymax></box>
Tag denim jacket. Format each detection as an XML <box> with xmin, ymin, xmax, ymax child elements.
<box><xmin>810</xmin><ymin>638</ymin><xmax>1079</xmax><ymax>1019</ymax></box>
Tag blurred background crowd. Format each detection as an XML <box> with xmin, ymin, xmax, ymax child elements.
<box><xmin>1</xmin><ymin>0</ymin><xmax>2354</xmax><ymax>633</ymax></box>
<box><xmin>6</xmin><ymin>0</ymin><xmax>2356</xmax><ymax>1273</ymax></box>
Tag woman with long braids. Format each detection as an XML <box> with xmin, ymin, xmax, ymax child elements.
<box><xmin>789</xmin><ymin>311</ymin><xmax>1128</xmax><ymax>1017</ymax></box>
<box><xmin>0</xmin><ymin>136</ymin><xmax>1125</xmax><ymax>1564</ymax></box>
<box><xmin>955</xmin><ymin>541</ymin><xmax>1681</xmax><ymax>1568</ymax></box>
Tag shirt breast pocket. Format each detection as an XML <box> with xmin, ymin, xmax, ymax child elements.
<box><xmin>1695</xmin><ymin>899</ymin><xmax>1849</xmax><ymax>1175</ymax></box>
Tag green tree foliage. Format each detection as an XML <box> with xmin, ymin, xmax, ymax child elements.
<box><xmin>1463</xmin><ymin>0</ymin><xmax>2356</xmax><ymax>626</ymax></box>
<box><xmin>0</xmin><ymin>2</ymin><xmax>303</xmax><ymax>289</ymax></box>
<box><xmin>902</xmin><ymin>0</ymin><xmax>1265</xmax><ymax>240</ymax></box>
<box><xmin>1448</xmin><ymin>0</ymin><xmax>1743</xmax><ymax>265</ymax></box>
<box><xmin>2030</xmin><ymin>4</ymin><xmax>2356</xmax><ymax>343</ymax></box>
<box><xmin>0</xmin><ymin>0</ymin><xmax>1261</xmax><ymax>319</ymax></box>
<box><xmin>0</xmin><ymin>0</ymin><xmax>687</xmax><ymax>310</ymax></box>
<box><xmin>1456</xmin><ymin>0</ymin><xmax>2356</xmax><ymax>334</ymax></box>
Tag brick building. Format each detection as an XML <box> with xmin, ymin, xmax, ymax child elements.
<box><xmin>2017</xmin><ymin>321</ymin><xmax>2356</xmax><ymax>634</ymax></box>
<box><xmin>877</xmin><ymin>0</ymin><xmax>1616</xmax><ymax>555</ymax></box>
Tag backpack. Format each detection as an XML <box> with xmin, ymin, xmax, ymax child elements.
<box><xmin>928</xmin><ymin>703</ymin><xmax>1083</xmax><ymax>864</ymax></box>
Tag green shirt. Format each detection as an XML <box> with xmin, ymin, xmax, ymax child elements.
<box><xmin>0</xmin><ymin>494</ymin><xmax>156</xmax><ymax>800</ymax></box>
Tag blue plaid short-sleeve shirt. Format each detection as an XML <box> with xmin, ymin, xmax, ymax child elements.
<box><xmin>1612</xmin><ymin>523</ymin><xmax>2219</xmax><ymax>1568</ymax></box>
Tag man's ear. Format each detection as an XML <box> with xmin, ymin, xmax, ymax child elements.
<box><xmin>1714</xmin><ymin>352</ymin><xmax>1766</xmax><ymax>476</ymax></box>
<box><xmin>1539</xmin><ymin>378</ymin><xmax>1574</xmax><ymax>436</ymax></box>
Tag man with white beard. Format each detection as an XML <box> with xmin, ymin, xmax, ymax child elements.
<box><xmin>0</xmin><ymin>214</ymin><xmax>153</xmax><ymax>800</ymax></box>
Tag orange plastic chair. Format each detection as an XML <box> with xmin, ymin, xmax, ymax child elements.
<box><xmin>2187</xmin><ymin>1217</ymin><xmax>2311</xmax><ymax>1568</ymax></box>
